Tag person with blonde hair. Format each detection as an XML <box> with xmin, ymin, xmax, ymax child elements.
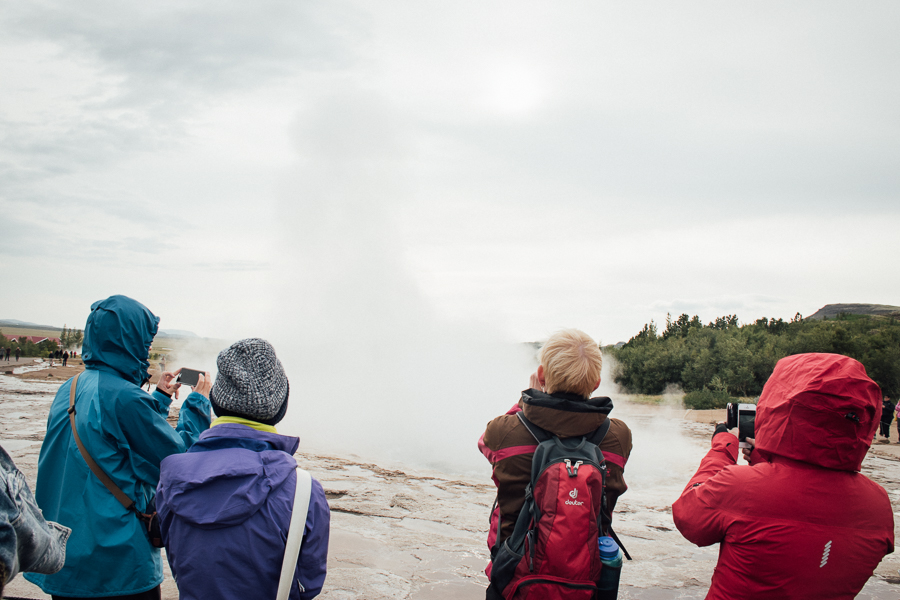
<box><xmin>537</xmin><ymin>328</ymin><xmax>605</xmax><ymax>398</ymax></box>
<box><xmin>479</xmin><ymin>328</ymin><xmax>633</xmax><ymax>599</ymax></box>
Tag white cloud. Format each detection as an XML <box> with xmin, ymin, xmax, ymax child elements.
<box><xmin>1</xmin><ymin>0</ymin><xmax>899</xmax><ymax>347</ymax></box>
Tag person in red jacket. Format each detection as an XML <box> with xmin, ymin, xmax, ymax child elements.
<box><xmin>673</xmin><ymin>353</ymin><xmax>894</xmax><ymax>599</ymax></box>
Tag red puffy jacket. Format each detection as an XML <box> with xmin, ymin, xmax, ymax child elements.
<box><xmin>673</xmin><ymin>353</ymin><xmax>894</xmax><ymax>599</ymax></box>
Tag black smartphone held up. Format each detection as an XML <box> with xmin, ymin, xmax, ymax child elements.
<box><xmin>176</xmin><ymin>368</ymin><xmax>203</xmax><ymax>388</ymax></box>
<box><xmin>725</xmin><ymin>402</ymin><xmax>757</xmax><ymax>449</ymax></box>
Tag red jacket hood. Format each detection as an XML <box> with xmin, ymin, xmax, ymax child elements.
<box><xmin>755</xmin><ymin>353</ymin><xmax>881</xmax><ymax>472</ymax></box>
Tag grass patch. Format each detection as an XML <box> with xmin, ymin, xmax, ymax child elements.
<box><xmin>1</xmin><ymin>326</ymin><xmax>63</xmax><ymax>338</ymax></box>
<box><xmin>623</xmin><ymin>394</ymin><xmax>668</xmax><ymax>405</ymax></box>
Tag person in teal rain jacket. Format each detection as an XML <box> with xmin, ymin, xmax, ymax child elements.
<box><xmin>25</xmin><ymin>295</ymin><xmax>211</xmax><ymax>599</ymax></box>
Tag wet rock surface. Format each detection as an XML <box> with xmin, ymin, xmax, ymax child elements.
<box><xmin>2</xmin><ymin>363</ymin><xmax>899</xmax><ymax>599</ymax></box>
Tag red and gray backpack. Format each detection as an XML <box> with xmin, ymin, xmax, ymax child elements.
<box><xmin>489</xmin><ymin>413</ymin><xmax>629</xmax><ymax>599</ymax></box>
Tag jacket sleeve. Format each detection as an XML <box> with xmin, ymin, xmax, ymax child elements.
<box><xmin>0</xmin><ymin>482</ymin><xmax>16</xmax><ymax>585</ymax></box>
<box><xmin>118</xmin><ymin>388</ymin><xmax>211</xmax><ymax>483</ymax></box>
<box><xmin>0</xmin><ymin>454</ymin><xmax>71</xmax><ymax>581</ymax></box>
<box><xmin>672</xmin><ymin>432</ymin><xmax>739</xmax><ymax>547</ymax></box>
<box><xmin>602</xmin><ymin>418</ymin><xmax>632</xmax><ymax>514</ymax></box>
<box><xmin>172</xmin><ymin>391</ymin><xmax>213</xmax><ymax>448</ymax></box>
<box><xmin>479</xmin><ymin>401</ymin><xmax>524</xmax><ymax>462</ymax></box>
<box><xmin>296</xmin><ymin>478</ymin><xmax>330</xmax><ymax>600</ymax></box>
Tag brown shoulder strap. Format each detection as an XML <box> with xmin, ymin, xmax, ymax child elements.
<box><xmin>68</xmin><ymin>372</ymin><xmax>135</xmax><ymax>510</ymax></box>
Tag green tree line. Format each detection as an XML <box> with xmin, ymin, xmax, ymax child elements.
<box><xmin>0</xmin><ymin>330</ymin><xmax>62</xmax><ymax>358</ymax></box>
<box><xmin>609</xmin><ymin>312</ymin><xmax>900</xmax><ymax>401</ymax></box>
<box><xmin>60</xmin><ymin>326</ymin><xmax>84</xmax><ymax>349</ymax></box>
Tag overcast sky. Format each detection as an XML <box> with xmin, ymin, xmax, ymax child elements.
<box><xmin>2</xmin><ymin>1</ymin><xmax>899</xmax><ymax>346</ymax></box>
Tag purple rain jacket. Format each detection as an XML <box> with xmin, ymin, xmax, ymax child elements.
<box><xmin>156</xmin><ymin>424</ymin><xmax>330</xmax><ymax>600</ymax></box>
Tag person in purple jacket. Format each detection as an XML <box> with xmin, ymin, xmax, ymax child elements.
<box><xmin>156</xmin><ymin>338</ymin><xmax>330</xmax><ymax>600</ymax></box>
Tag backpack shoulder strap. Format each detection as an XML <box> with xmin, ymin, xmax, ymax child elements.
<box><xmin>515</xmin><ymin>412</ymin><xmax>553</xmax><ymax>443</ymax></box>
<box><xmin>67</xmin><ymin>373</ymin><xmax>135</xmax><ymax>511</ymax></box>
<box><xmin>277</xmin><ymin>465</ymin><xmax>312</xmax><ymax>600</ymax></box>
<box><xmin>585</xmin><ymin>416</ymin><xmax>632</xmax><ymax>560</ymax></box>
<box><xmin>586</xmin><ymin>418</ymin><xmax>611</xmax><ymax>447</ymax></box>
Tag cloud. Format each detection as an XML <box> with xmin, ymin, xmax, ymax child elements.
<box><xmin>650</xmin><ymin>295</ymin><xmax>785</xmax><ymax>321</ymax></box>
<box><xmin>2</xmin><ymin>1</ymin><xmax>359</xmax><ymax>94</ymax></box>
<box><xmin>190</xmin><ymin>260</ymin><xmax>270</xmax><ymax>272</ymax></box>
<box><xmin>2</xmin><ymin>0</ymin><xmax>900</xmax><ymax>349</ymax></box>
<box><xmin>0</xmin><ymin>0</ymin><xmax>363</xmax><ymax>200</ymax></box>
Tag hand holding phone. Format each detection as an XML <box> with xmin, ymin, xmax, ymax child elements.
<box><xmin>177</xmin><ymin>368</ymin><xmax>204</xmax><ymax>388</ymax></box>
<box><xmin>193</xmin><ymin>372</ymin><xmax>212</xmax><ymax>399</ymax></box>
<box><xmin>741</xmin><ymin>437</ymin><xmax>756</xmax><ymax>463</ymax></box>
<box><xmin>176</xmin><ymin>368</ymin><xmax>213</xmax><ymax>399</ymax></box>
<box><xmin>725</xmin><ymin>403</ymin><xmax>757</xmax><ymax>449</ymax></box>
<box><xmin>157</xmin><ymin>370</ymin><xmax>182</xmax><ymax>399</ymax></box>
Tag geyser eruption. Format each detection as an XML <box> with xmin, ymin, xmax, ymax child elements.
<box><xmin>267</xmin><ymin>87</ymin><xmax>532</xmax><ymax>474</ymax></box>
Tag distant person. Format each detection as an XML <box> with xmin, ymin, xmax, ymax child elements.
<box><xmin>673</xmin><ymin>353</ymin><xmax>894</xmax><ymax>599</ymax></box>
<box><xmin>881</xmin><ymin>395</ymin><xmax>894</xmax><ymax>439</ymax></box>
<box><xmin>3</xmin><ymin>347</ymin><xmax>8</xmax><ymax>361</ymax></box>
<box><xmin>25</xmin><ymin>295</ymin><xmax>212</xmax><ymax>600</ymax></box>
<box><xmin>480</xmin><ymin>329</ymin><xmax>633</xmax><ymax>599</ymax></box>
<box><xmin>157</xmin><ymin>338</ymin><xmax>330</xmax><ymax>600</ymax></box>
<box><xmin>14</xmin><ymin>347</ymin><xmax>19</xmax><ymax>362</ymax></box>
<box><xmin>0</xmin><ymin>444</ymin><xmax>71</xmax><ymax>597</ymax></box>
<box><xmin>62</xmin><ymin>351</ymin><xmax>69</xmax><ymax>367</ymax></box>
<box><xmin>894</xmin><ymin>400</ymin><xmax>900</xmax><ymax>444</ymax></box>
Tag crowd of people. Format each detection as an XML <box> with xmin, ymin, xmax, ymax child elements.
<box><xmin>1</xmin><ymin>346</ymin><xmax>77</xmax><ymax>363</ymax></box>
<box><xmin>0</xmin><ymin>294</ymin><xmax>895</xmax><ymax>600</ymax></box>
<box><xmin>1</xmin><ymin>346</ymin><xmax>20</xmax><ymax>361</ymax></box>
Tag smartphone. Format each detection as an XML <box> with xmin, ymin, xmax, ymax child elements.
<box><xmin>176</xmin><ymin>368</ymin><xmax>204</xmax><ymax>387</ymax></box>
<box><xmin>725</xmin><ymin>403</ymin><xmax>757</xmax><ymax>449</ymax></box>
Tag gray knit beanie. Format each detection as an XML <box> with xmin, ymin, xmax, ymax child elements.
<box><xmin>210</xmin><ymin>338</ymin><xmax>289</xmax><ymax>424</ymax></box>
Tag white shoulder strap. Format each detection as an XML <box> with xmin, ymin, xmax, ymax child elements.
<box><xmin>276</xmin><ymin>466</ymin><xmax>313</xmax><ymax>600</ymax></box>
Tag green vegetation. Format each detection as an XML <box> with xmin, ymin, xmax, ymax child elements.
<box><xmin>60</xmin><ymin>325</ymin><xmax>83</xmax><ymax>349</ymax></box>
<box><xmin>682</xmin><ymin>388</ymin><xmax>736</xmax><ymax>410</ymax></box>
<box><xmin>609</xmin><ymin>312</ymin><xmax>900</xmax><ymax>399</ymax></box>
<box><xmin>0</xmin><ymin>329</ymin><xmax>60</xmax><ymax>358</ymax></box>
<box><xmin>624</xmin><ymin>394</ymin><xmax>668</xmax><ymax>405</ymax></box>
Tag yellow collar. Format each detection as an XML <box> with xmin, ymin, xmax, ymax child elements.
<box><xmin>211</xmin><ymin>415</ymin><xmax>278</xmax><ymax>434</ymax></box>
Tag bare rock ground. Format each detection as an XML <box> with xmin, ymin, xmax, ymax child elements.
<box><xmin>2</xmin><ymin>359</ymin><xmax>899</xmax><ymax>599</ymax></box>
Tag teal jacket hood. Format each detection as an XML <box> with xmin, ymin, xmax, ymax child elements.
<box><xmin>82</xmin><ymin>295</ymin><xmax>159</xmax><ymax>385</ymax></box>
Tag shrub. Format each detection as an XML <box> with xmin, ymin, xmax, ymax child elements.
<box><xmin>609</xmin><ymin>312</ymin><xmax>900</xmax><ymax>398</ymax></box>
<box><xmin>683</xmin><ymin>388</ymin><xmax>733</xmax><ymax>410</ymax></box>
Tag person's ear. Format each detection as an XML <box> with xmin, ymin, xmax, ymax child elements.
<box><xmin>537</xmin><ymin>365</ymin><xmax>546</xmax><ymax>388</ymax></box>
<box><xmin>593</xmin><ymin>376</ymin><xmax>602</xmax><ymax>392</ymax></box>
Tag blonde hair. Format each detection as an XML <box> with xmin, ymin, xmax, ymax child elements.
<box><xmin>539</xmin><ymin>329</ymin><xmax>603</xmax><ymax>398</ymax></box>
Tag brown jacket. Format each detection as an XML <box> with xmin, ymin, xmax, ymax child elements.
<box><xmin>480</xmin><ymin>389</ymin><xmax>632</xmax><ymax>546</ymax></box>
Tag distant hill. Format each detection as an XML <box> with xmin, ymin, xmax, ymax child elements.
<box><xmin>157</xmin><ymin>329</ymin><xmax>199</xmax><ymax>338</ymax></box>
<box><xmin>0</xmin><ymin>319</ymin><xmax>61</xmax><ymax>331</ymax></box>
<box><xmin>806</xmin><ymin>303</ymin><xmax>900</xmax><ymax>320</ymax></box>
<box><xmin>1</xmin><ymin>320</ymin><xmax>198</xmax><ymax>339</ymax></box>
